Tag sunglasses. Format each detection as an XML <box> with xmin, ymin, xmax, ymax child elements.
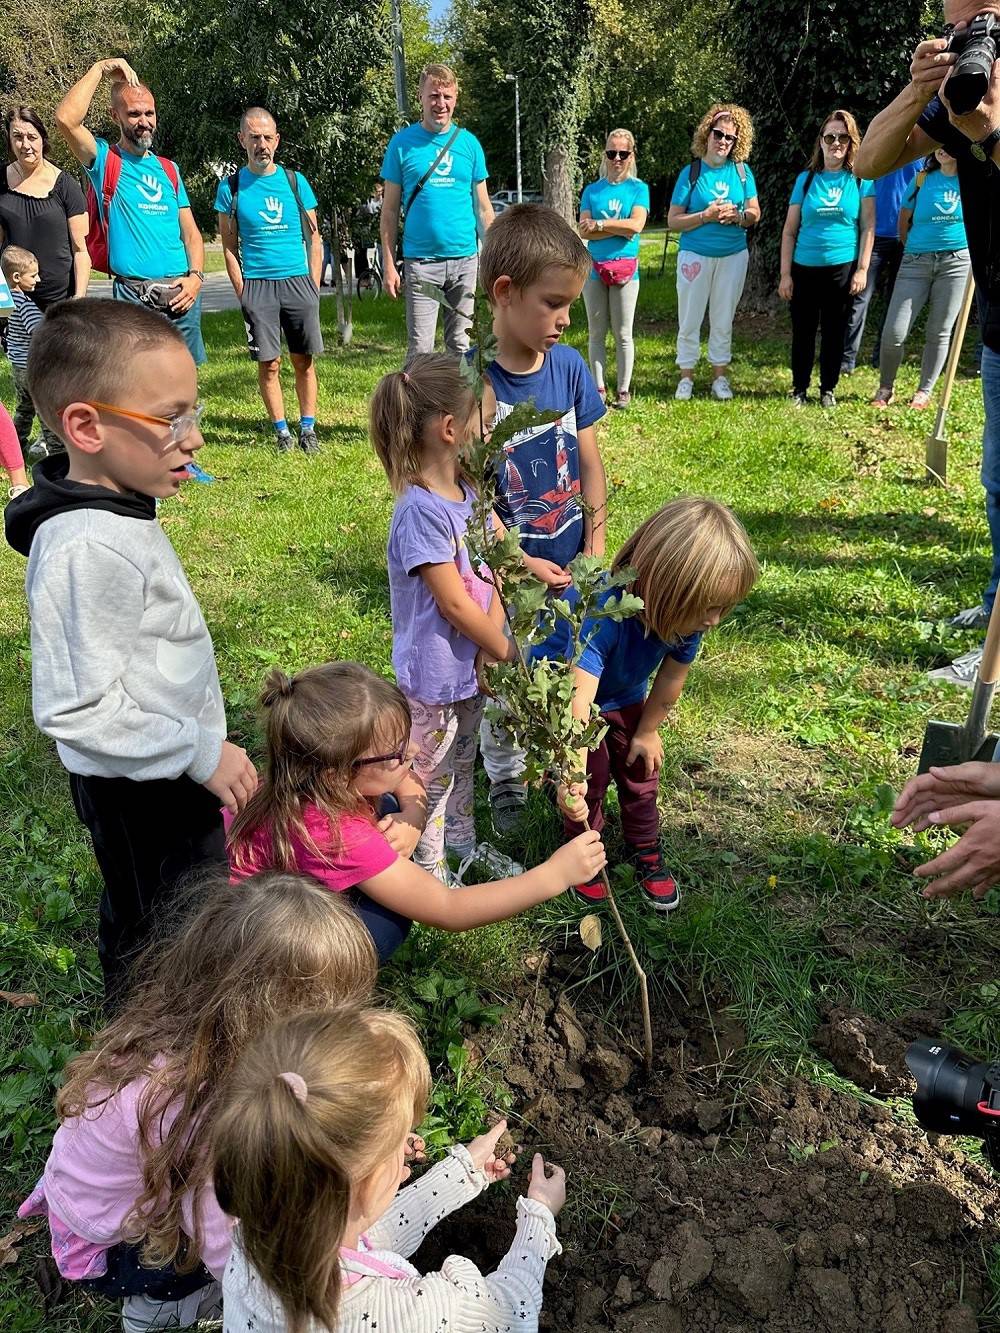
<box><xmin>605</xmin><ymin>149</ymin><xmax>631</xmax><ymax>161</ymax></box>
<box><xmin>710</xmin><ymin>128</ymin><xmax>737</xmax><ymax>145</ymax></box>
<box><xmin>822</xmin><ymin>132</ymin><xmax>850</xmax><ymax>146</ymax></box>
<box><xmin>84</xmin><ymin>400</ymin><xmax>205</xmax><ymax>447</ymax></box>
<box><xmin>353</xmin><ymin>741</ymin><xmax>410</xmax><ymax>771</ymax></box>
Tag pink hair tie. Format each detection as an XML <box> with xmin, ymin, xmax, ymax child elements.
<box><xmin>401</xmin><ymin>370</ymin><xmax>411</xmax><ymax>385</ymax></box>
<box><xmin>278</xmin><ymin>1071</ymin><xmax>308</xmax><ymax>1104</ymax></box>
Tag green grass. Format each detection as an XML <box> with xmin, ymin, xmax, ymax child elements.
<box><xmin>2</xmin><ymin>234</ymin><xmax>1000</xmax><ymax>1328</ymax></box>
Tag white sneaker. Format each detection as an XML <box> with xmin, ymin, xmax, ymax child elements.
<box><xmin>949</xmin><ymin>604</ymin><xmax>991</xmax><ymax>630</ymax></box>
<box><xmin>675</xmin><ymin>377</ymin><xmax>694</xmax><ymax>401</ymax></box>
<box><xmin>6</xmin><ymin>484</ymin><xmax>29</xmax><ymax>503</ymax></box>
<box><xmin>122</xmin><ymin>1282</ymin><xmax>222</xmax><ymax>1331</ymax></box>
<box><xmin>451</xmin><ymin>841</ymin><xmax>524</xmax><ymax>884</ymax></box>
<box><xmin>711</xmin><ymin>376</ymin><xmax>734</xmax><ymax>401</ymax></box>
<box><xmin>927</xmin><ymin>647</ymin><xmax>983</xmax><ymax>689</ymax></box>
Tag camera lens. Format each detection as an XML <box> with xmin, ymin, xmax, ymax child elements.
<box><xmin>946</xmin><ymin>18</ymin><xmax>998</xmax><ymax>117</ymax></box>
<box><xmin>905</xmin><ymin>1038</ymin><xmax>993</xmax><ymax>1134</ymax></box>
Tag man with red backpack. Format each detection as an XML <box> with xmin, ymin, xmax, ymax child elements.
<box><xmin>55</xmin><ymin>58</ymin><xmax>207</xmax><ymax>365</ymax></box>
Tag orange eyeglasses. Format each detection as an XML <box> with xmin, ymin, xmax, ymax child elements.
<box><xmin>85</xmin><ymin>400</ymin><xmax>204</xmax><ymax>446</ymax></box>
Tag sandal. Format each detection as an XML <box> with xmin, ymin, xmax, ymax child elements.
<box><xmin>871</xmin><ymin>387</ymin><xmax>894</xmax><ymax>407</ymax></box>
<box><xmin>910</xmin><ymin>390</ymin><xmax>931</xmax><ymax>410</ymax></box>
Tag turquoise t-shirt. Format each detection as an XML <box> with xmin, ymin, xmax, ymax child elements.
<box><xmin>902</xmin><ymin>170</ymin><xmax>967</xmax><ymax>255</ymax></box>
<box><xmin>790</xmin><ymin>169</ymin><xmax>875</xmax><ymax>267</ymax></box>
<box><xmin>380</xmin><ymin>123</ymin><xmax>487</xmax><ymax>260</ymax></box>
<box><xmin>214</xmin><ymin>167</ymin><xmax>318</xmax><ymax>279</ymax></box>
<box><xmin>670</xmin><ymin>160</ymin><xmax>758</xmax><ymax>257</ymax></box>
<box><xmin>85</xmin><ymin>138</ymin><xmax>191</xmax><ymax>279</ymax></box>
<box><xmin>580</xmin><ymin>177</ymin><xmax>650</xmax><ymax>278</ymax></box>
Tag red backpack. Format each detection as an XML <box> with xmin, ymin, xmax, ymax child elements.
<box><xmin>85</xmin><ymin>145</ymin><xmax>181</xmax><ymax>276</ymax></box>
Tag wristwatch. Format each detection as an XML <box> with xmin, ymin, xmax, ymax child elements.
<box><xmin>971</xmin><ymin>126</ymin><xmax>1000</xmax><ymax>163</ymax></box>
<box><xmin>596</xmin><ymin>220</ymin><xmax>605</xmax><ymax>232</ymax></box>
<box><xmin>188</xmin><ymin>269</ymin><xmax>206</xmax><ymax>282</ymax></box>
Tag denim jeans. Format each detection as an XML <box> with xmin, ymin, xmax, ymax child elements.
<box><xmin>879</xmin><ymin>249</ymin><xmax>971</xmax><ymax>394</ymax></box>
<box><xmin>981</xmin><ymin>345</ymin><xmax>1000</xmax><ymax>612</ymax></box>
<box><xmin>112</xmin><ymin>280</ymin><xmax>206</xmax><ymax>367</ymax></box>
<box><xmin>843</xmin><ymin>235</ymin><xmax>904</xmax><ymax>371</ymax></box>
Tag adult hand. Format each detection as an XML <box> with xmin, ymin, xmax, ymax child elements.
<box><xmin>942</xmin><ymin>44</ymin><xmax>1000</xmax><ymax>142</ymax></box>
<box><xmin>98</xmin><ymin>57</ymin><xmax>140</xmax><ymax>86</ymax></box>
<box><xmin>204</xmin><ymin>740</ymin><xmax>258</xmax><ymax>815</ymax></box>
<box><xmin>701</xmin><ymin>199</ymin><xmax>726</xmax><ymax>222</ymax></box>
<box><xmin>849</xmin><ymin>266</ymin><xmax>869</xmax><ymax>297</ymax></box>
<box><xmin>378</xmin><ymin>811</ymin><xmax>422</xmax><ymax>860</ymax></box>
<box><xmin>384</xmin><ymin>258</ymin><xmax>402</xmax><ymax>299</ymax></box>
<box><xmin>909</xmin><ymin>36</ymin><xmax>958</xmax><ymax>103</ymax></box>
<box><xmin>626</xmin><ymin>729</ymin><xmax>663</xmax><ymax>779</ymax></box>
<box><xmin>526</xmin><ymin>1153</ymin><xmax>566</xmax><ymax>1217</ymax></box>
<box><xmin>892</xmin><ymin>761</ymin><xmax>1000</xmax><ymax>832</ymax></box>
<box><xmin>716</xmin><ymin>201</ymin><xmax>739</xmax><ymax>226</ymax></box>
<box><xmin>912</xmin><ymin>800</ymin><xmax>1000</xmax><ymax>899</ymax></box>
<box><xmin>579</xmin><ymin>218</ymin><xmax>597</xmax><ymax>236</ymax></box>
<box><xmin>523</xmin><ymin>555</ymin><xmax>572</xmax><ymax>590</ymax></box>
<box><xmin>466</xmin><ymin>1119</ymin><xmax>518</xmax><ymax>1182</ymax></box>
<box><xmin>778</xmin><ymin>274</ymin><xmax>794</xmax><ymax>302</ymax></box>
<box><xmin>168</xmin><ymin>274</ymin><xmax>203</xmax><ymax>314</ymax></box>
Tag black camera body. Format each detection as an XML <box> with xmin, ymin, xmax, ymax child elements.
<box><xmin>906</xmin><ymin>1038</ymin><xmax>1000</xmax><ymax>1167</ymax></box>
<box><xmin>946</xmin><ymin>12</ymin><xmax>1000</xmax><ymax>116</ymax></box>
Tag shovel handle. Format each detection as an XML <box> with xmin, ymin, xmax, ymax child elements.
<box><xmin>980</xmin><ymin>595</ymin><xmax>1000</xmax><ymax>686</ymax></box>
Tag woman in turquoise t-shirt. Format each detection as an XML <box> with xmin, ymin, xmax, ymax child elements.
<box><xmin>667</xmin><ymin>103</ymin><xmax>760</xmax><ymax>403</ymax></box>
<box><xmin>779</xmin><ymin>109</ymin><xmax>875</xmax><ymax>408</ymax></box>
<box><xmin>873</xmin><ymin>149</ymin><xmax>970</xmax><ymax>409</ymax></box>
<box><xmin>579</xmin><ymin>128</ymin><xmax>649</xmax><ymax>410</ymax></box>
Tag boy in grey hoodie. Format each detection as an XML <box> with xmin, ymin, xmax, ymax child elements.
<box><xmin>4</xmin><ymin>299</ymin><xmax>257</xmax><ymax>1006</ymax></box>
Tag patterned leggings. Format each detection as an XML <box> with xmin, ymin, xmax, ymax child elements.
<box><xmin>407</xmin><ymin>695</ymin><xmax>484</xmax><ymax>882</ymax></box>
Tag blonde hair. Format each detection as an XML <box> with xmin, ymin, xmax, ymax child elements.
<box><xmin>56</xmin><ymin>873</ymin><xmax>378</xmax><ymax>1274</ymax></box>
<box><xmin>214</xmin><ymin>1006</ymin><xmax>431</xmax><ymax>1333</ymax></box>
<box><xmin>369</xmin><ymin>353</ymin><xmax>477</xmax><ymax>494</ymax></box>
<box><xmin>419</xmin><ymin>62</ymin><xmax>458</xmax><ymax>90</ymax></box>
<box><xmin>691</xmin><ymin>104</ymin><xmax>755</xmax><ymax>163</ymax></box>
<box><xmin>613</xmin><ymin>497</ymin><xmax>759</xmax><ymax>643</ymax></box>
<box><xmin>809</xmin><ymin>109</ymin><xmax>862</xmax><ymax>173</ymax></box>
<box><xmin>599</xmin><ymin>127</ymin><xmax>638</xmax><ymax>180</ymax></box>
<box><xmin>0</xmin><ymin>244</ymin><xmax>36</xmax><ymax>282</ymax></box>
<box><xmin>228</xmin><ymin>662</ymin><xmax>411</xmax><ymax>878</ymax></box>
<box><xmin>480</xmin><ymin>202</ymin><xmax>590</xmax><ymax>302</ymax></box>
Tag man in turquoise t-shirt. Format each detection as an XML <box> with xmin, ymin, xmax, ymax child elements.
<box><xmin>55</xmin><ymin>57</ymin><xmax>206</xmax><ymax>365</ymax></box>
<box><xmin>379</xmin><ymin>63</ymin><xmax>494</xmax><ymax>356</ymax></box>
<box><xmin>215</xmin><ymin>108</ymin><xmax>323</xmax><ymax>455</ymax></box>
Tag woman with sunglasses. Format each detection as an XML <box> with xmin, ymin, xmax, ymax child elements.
<box><xmin>779</xmin><ymin>110</ymin><xmax>875</xmax><ymax>408</ymax></box>
<box><xmin>579</xmin><ymin>129</ymin><xmax>649</xmax><ymax>409</ymax></box>
<box><xmin>667</xmin><ymin>104</ymin><xmax>759</xmax><ymax>402</ymax></box>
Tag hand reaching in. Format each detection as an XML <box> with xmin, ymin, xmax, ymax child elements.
<box><xmin>892</xmin><ymin>762</ymin><xmax>1000</xmax><ymax>832</ymax></box>
<box><xmin>526</xmin><ymin>1153</ymin><xmax>566</xmax><ymax>1216</ymax></box>
<box><xmin>466</xmin><ymin>1118</ymin><xmax>517</xmax><ymax>1183</ymax></box>
<box><xmin>204</xmin><ymin>740</ymin><xmax>257</xmax><ymax>814</ymax></box>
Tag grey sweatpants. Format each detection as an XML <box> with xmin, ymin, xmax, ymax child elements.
<box><xmin>404</xmin><ymin>255</ymin><xmax>478</xmax><ymax>356</ymax></box>
<box><xmin>583</xmin><ymin>276</ymin><xmax>640</xmax><ymax>393</ymax></box>
<box><xmin>878</xmin><ymin>248</ymin><xmax>971</xmax><ymax>394</ymax></box>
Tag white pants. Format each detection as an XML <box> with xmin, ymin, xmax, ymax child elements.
<box><xmin>583</xmin><ymin>277</ymin><xmax>640</xmax><ymax>393</ymax></box>
<box><xmin>675</xmin><ymin>248</ymin><xmax>749</xmax><ymax>369</ymax></box>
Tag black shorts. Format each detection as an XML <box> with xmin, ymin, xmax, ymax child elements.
<box><xmin>240</xmin><ymin>274</ymin><xmax>323</xmax><ymax>361</ymax></box>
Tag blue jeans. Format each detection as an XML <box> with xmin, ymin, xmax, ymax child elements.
<box><xmin>112</xmin><ymin>280</ymin><xmax>206</xmax><ymax>366</ymax></box>
<box><xmin>981</xmin><ymin>346</ymin><xmax>1000</xmax><ymax>612</ymax></box>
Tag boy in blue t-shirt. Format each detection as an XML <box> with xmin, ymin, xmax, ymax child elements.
<box><xmin>478</xmin><ymin>203</ymin><xmax>607</xmax><ymax>832</ymax></box>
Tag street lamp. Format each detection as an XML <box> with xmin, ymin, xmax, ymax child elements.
<box><xmin>504</xmin><ymin>73</ymin><xmax>522</xmax><ymax>203</ymax></box>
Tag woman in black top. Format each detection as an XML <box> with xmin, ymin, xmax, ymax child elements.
<box><xmin>0</xmin><ymin>106</ymin><xmax>90</xmax><ymax>308</ymax></box>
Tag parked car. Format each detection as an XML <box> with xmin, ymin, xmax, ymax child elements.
<box><xmin>490</xmin><ymin>189</ymin><xmax>543</xmax><ymax>214</ymax></box>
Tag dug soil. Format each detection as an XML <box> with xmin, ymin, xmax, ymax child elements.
<box><xmin>417</xmin><ymin>952</ymin><xmax>1000</xmax><ymax>1332</ymax></box>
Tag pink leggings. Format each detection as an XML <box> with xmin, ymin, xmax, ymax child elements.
<box><xmin>0</xmin><ymin>401</ymin><xmax>25</xmax><ymax>475</ymax></box>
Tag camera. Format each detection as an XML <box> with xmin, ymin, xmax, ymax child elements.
<box><xmin>906</xmin><ymin>1038</ymin><xmax>1000</xmax><ymax>1167</ymax></box>
<box><xmin>945</xmin><ymin>12</ymin><xmax>1000</xmax><ymax>116</ymax></box>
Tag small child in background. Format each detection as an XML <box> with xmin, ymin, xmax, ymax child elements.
<box><xmin>369</xmin><ymin>353</ymin><xmax>517</xmax><ymax>882</ymax></box>
<box><xmin>555</xmin><ymin>497</ymin><xmax>760</xmax><ymax>908</ymax></box>
<box><xmin>216</xmin><ymin>1006</ymin><xmax>567</xmax><ymax>1333</ymax></box>
<box><xmin>227</xmin><ymin>660</ymin><xmax>605</xmax><ymax>960</ymax></box>
<box><xmin>1</xmin><ymin>399</ymin><xmax>29</xmax><ymax>500</ymax></box>
<box><xmin>18</xmin><ymin>873</ymin><xmax>379</xmax><ymax>1333</ymax></box>
<box><xmin>0</xmin><ymin>244</ymin><xmax>61</xmax><ymax>455</ymax></box>
<box><xmin>477</xmin><ymin>204</ymin><xmax>608</xmax><ymax>835</ymax></box>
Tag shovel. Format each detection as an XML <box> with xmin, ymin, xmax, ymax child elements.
<box><xmin>918</xmin><ymin>594</ymin><xmax>1000</xmax><ymax>772</ymax></box>
<box><xmin>925</xmin><ymin>270</ymin><xmax>976</xmax><ymax>485</ymax></box>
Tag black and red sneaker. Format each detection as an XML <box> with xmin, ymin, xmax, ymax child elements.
<box><xmin>573</xmin><ymin>874</ymin><xmax>607</xmax><ymax>905</ymax></box>
<box><xmin>628</xmin><ymin>843</ymin><xmax>680</xmax><ymax>912</ymax></box>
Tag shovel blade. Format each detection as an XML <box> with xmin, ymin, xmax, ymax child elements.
<box><xmin>917</xmin><ymin>722</ymin><xmax>1000</xmax><ymax>774</ymax></box>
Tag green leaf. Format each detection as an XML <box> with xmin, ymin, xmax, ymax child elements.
<box><xmin>490</xmin><ymin>400</ymin><xmax>565</xmax><ymax>453</ymax></box>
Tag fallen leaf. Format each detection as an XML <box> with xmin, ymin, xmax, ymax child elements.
<box><xmin>0</xmin><ymin>1220</ymin><xmax>43</xmax><ymax>1266</ymax></box>
<box><xmin>922</xmin><ymin>507</ymin><xmax>939</xmax><ymax>518</ymax></box>
<box><xmin>580</xmin><ymin>914</ymin><xmax>603</xmax><ymax>951</ymax></box>
<box><xmin>0</xmin><ymin>990</ymin><xmax>39</xmax><ymax>1008</ymax></box>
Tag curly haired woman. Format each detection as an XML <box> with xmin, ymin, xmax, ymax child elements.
<box><xmin>667</xmin><ymin>104</ymin><xmax>760</xmax><ymax>402</ymax></box>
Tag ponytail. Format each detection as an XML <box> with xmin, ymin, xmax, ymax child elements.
<box><xmin>369</xmin><ymin>352</ymin><xmax>478</xmax><ymax>494</ymax></box>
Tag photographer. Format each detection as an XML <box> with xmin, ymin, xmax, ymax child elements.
<box><xmin>857</xmin><ymin>6</ymin><xmax>1000</xmax><ymax>653</ymax></box>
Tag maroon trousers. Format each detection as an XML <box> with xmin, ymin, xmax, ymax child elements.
<box><xmin>564</xmin><ymin>701</ymin><xmax>659</xmax><ymax>846</ymax></box>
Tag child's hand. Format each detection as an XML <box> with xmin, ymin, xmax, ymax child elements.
<box><xmin>204</xmin><ymin>741</ymin><xmax>258</xmax><ymax>814</ymax></box>
<box><xmin>526</xmin><ymin>1153</ymin><xmax>566</xmax><ymax>1216</ymax></box>
<box><xmin>405</xmin><ymin>1133</ymin><xmax>427</xmax><ymax>1163</ymax></box>
<box><xmin>524</xmin><ymin>556</ymin><xmax>572</xmax><ymax>591</ymax></box>
<box><xmin>466</xmin><ymin>1119</ymin><xmax>517</xmax><ymax>1182</ymax></box>
<box><xmin>626</xmin><ymin>730</ymin><xmax>663</xmax><ymax>779</ymax></box>
<box><xmin>556</xmin><ymin>781</ymin><xmax>588</xmax><ymax>822</ymax></box>
<box><xmin>378</xmin><ymin>813</ymin><xmax>422</xmax><ymax>860</ymax></box>
<box><xmin>549</xmin><ymin>829</ymin><xmax>606</xmax><ymax>888</ymax></box>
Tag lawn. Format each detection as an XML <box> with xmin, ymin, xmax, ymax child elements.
<box><xmin>3</xmin><ymin>234</ymin><xmax>1000</xmax><ymax>1330</ymax></box>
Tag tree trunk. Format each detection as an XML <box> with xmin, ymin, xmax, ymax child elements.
<box><xmin>543</xmin><ymin>142</ymin><xmax>575</xmax><ymax>225</ymax></box>
<box><xmin>330</xmin><ymin>206</ymin><xmax>353</xmax><ymax>346</ymax></box>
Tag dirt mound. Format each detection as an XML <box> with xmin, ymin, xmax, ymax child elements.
<box><xmin>416</xmin><ymin>959</ymin><xmax>1000</xmax><ymax>1332</ymax></box>
<box><xmin>812</xmin><ymin>1005</ymin><xmax>943</xmax><ymax>1097</ymax></box>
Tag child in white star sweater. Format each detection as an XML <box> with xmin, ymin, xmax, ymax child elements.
<box><xmin>215</xmin><ymin>1007</ymin><xmax>566</xmax><ymax>1333</ymax></box>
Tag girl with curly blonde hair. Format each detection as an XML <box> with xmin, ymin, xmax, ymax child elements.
<box><xmin>667</xmin><ymin>104</ymin><xmax>760</xmax><ymax>402</ymax></box>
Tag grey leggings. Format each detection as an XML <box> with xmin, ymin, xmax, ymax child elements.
<box><xmin>878</xmin><ymin>248</ymin><xmax>971</xmax><ymax>394</ymax></box>
<box><xmin>583</xmin><ymin>276</ymin><xmax>640</xmax><ymax>393</ymax></box>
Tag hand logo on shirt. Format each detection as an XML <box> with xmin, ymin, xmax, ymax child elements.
<box><xmin>935</xmin><ymin>189</ymin><xmax>961</xmax><ymax>216</ymax></box>
<box><xmin>603</xmin><ymin>198</ymin><xmax>623</xmax><ymax>217</ymax></box>
<box><xmin>259</xmin><ymin>198</ymin><xmax>284</xmax><ymax>226</ymax></box>
<box><xmin>433</xmin><ymin>151</ymin><xmax>454</xmax><ymax>178</ymax></box>
<box><xmin>137</xmin><ymin>174</ymin><xmax>163</xmax><ymax>204</ymax></box>
<box><xmin>711</xmin><ymin>182</ymin><xmax>731</xmax><ymax>201</ymax></box>
<box><xmin>818</xmin><ymin>185</ymin><xmax>844</xmax><ymax>208</ymax></box>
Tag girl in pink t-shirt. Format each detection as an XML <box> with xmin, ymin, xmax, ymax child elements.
<box><xmin>226</xmin><ymin>660</ymin><xmax>606</xmax><ymax>961</ymax></box>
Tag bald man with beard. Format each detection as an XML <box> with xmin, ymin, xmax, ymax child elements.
<box><xmin>56</xmin><ymin>57</ymin><xmax>206</xmax><ymax>364</ymax></box>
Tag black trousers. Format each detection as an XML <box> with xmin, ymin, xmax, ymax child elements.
<box><xmin>790</xmin><ymin>260</ymin><xmax>855</xmax><ymax>395</ymax></box>
<box><xmin>70</xmin><ymin>773</ymin><xmax>227</xmax><ymax>1008</ymax></box>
